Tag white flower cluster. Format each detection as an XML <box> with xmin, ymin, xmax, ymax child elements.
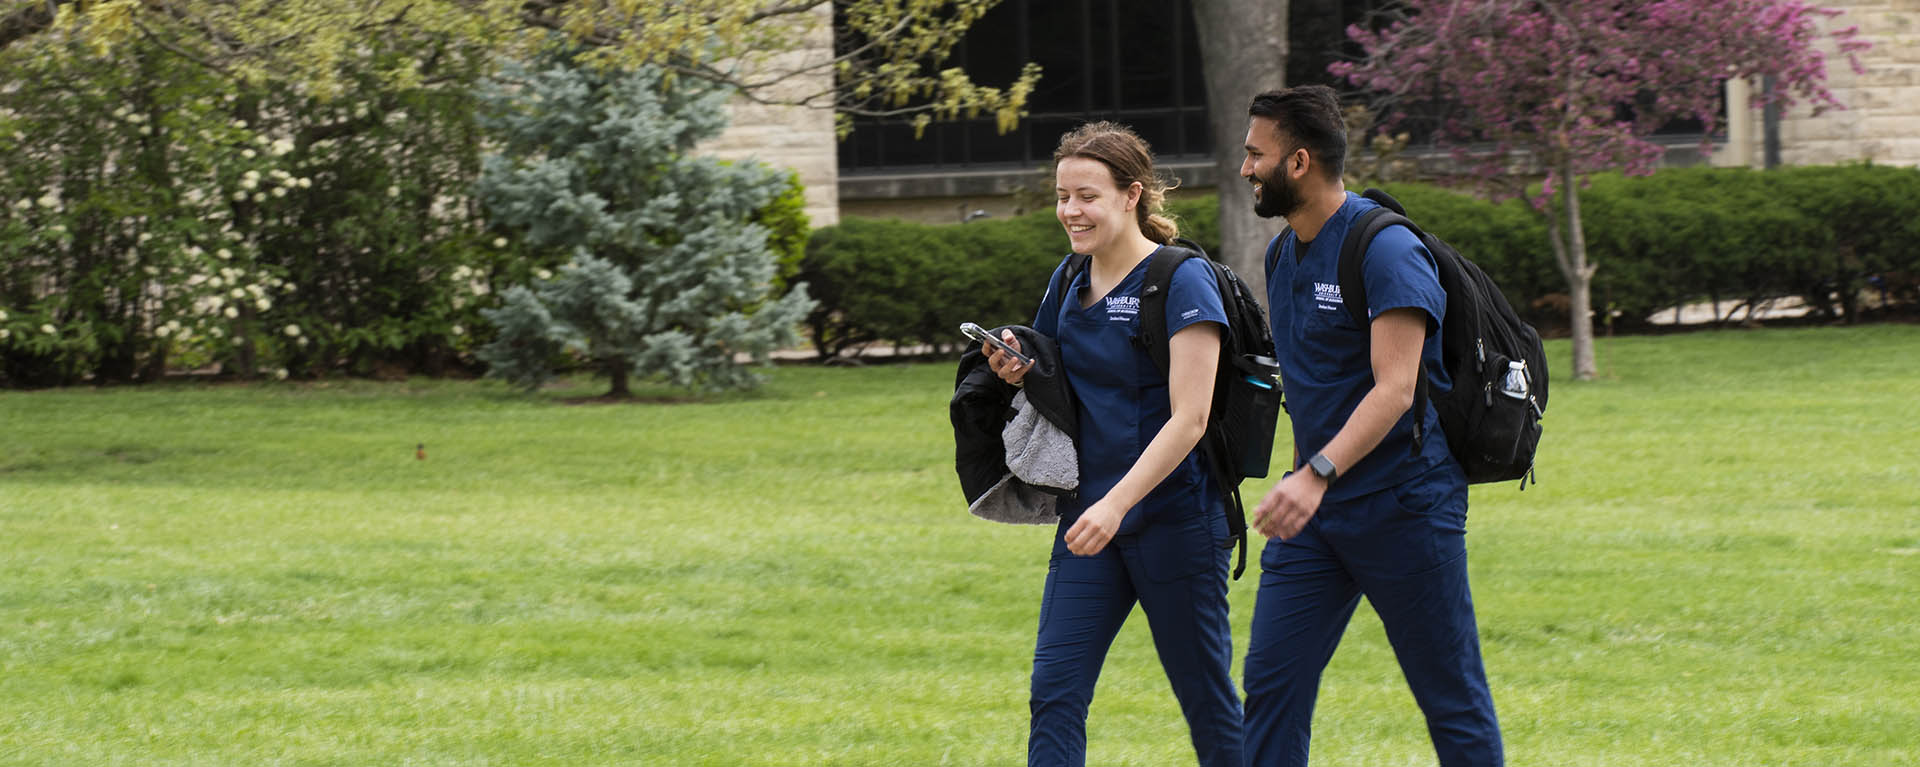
<box><xmin>447</xmin><ymin>265</ymin><xmax>492</xmax><ymax>310</ymax></box>
<box><xmin>184</xmin><ymin>266</ymin><xmax>286</xmax><ymax>320</ymax></box>
<box><xmin>110</xmin><ymin>107</ymin><xmax>154</xmax><ymax>136</ymax></box>
<box><xmin>147</xmin><ymin>243</ymin><xmax>310</xmax><ymax>351</ymax></box>
<box><xmin>235</xmin><ymin>168</ymin><xmax>312</xmax><ymax>203</ymax></box>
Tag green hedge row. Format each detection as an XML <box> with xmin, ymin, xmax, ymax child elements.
<box><xmin>799</xmin><ymin>163</ymin><xmax>1920</xmax><ymax>355</ymax></box>
<box><xmin>1581</xmin><ymin>165</ymin><xmax>1920</xmax><ymax>325</ymax></box>
<box><xmin>795</xmin><ymin>210</ymin><xmax>1058</xmax><ymax>359</ymax></box>
<box><xmin>794</xmin><ymin>196</ymin><xmax>1219</xmax><ymax>360</ymax></box>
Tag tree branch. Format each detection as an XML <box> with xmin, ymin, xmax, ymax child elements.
<box><xmin>129</xmin><ymin>16</ymin><xmax>231</xmax><ymax>75</ymax></box>
<box><xmin>741</xmin><ymin>0</ymin><xmax>828</xmax><ymax>26</ymax></box>
<box><xmin>0</xmin><ymin>0</ymin><xmax>73</xmax><ymax>50</ymax></box>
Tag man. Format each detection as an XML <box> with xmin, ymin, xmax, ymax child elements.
<box><xmin>1238</xmin><ymin>85</ymin><xmax>1503</xmax><ymax>766</ymax></box>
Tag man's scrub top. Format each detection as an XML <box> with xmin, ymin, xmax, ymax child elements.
<box><xmin>1035</xmin><ymin>249</ymin><xmax>1227</xmax><ymax>535</ymax></box>
<box><xmin>1266</xmin><ymin>191</ymin><xmax>1455</xmax><ymax>503</ymax></box>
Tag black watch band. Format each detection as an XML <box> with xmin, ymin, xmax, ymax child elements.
<box><xmin>1307</xmin><ymin>452</ymin><xmax>1339</xmax><ymax>482</ymax></box>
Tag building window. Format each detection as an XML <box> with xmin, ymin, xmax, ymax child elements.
<box><xmin>837</xmin><ymin>0</ymin><xmax>1209</xmax><ymax>174</ymax></box>
<box><xmin>836</xmin><ymin>0</ymin><xmax>1712</xmax><ymax>179</ymax></box>
<box><xmin>1287</xmin><ymin>0</ymin><xmax>1388</xmax><ymax>90</ymax></box>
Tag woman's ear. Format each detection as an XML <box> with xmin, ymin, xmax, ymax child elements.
<box><xmin>1126</xmin><ymin>181</ymin><xmax>1144</xmax><ymax>211</ymax></box>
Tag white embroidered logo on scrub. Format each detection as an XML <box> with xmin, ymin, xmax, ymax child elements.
<box><xmin>1106</xmin><ymin>295</ymin><xmax>1139</xmax><ymax>322</ymax></box>
<box><xmin>1313</xmin><ymin>282</ymin><xmax>1344</xmax><ymax>312</ymax></box>
<box><xmin>1181</xmin><ymin>308</ymin><xmax>1201</xmax><ymax>320</ymax></box>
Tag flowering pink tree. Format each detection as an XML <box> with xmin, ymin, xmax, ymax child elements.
<box><xmin>1335</xmin><ymin>0</ymin><xmax>1868</xmax><ymax>380</ymax></box>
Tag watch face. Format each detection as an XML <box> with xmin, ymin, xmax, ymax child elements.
<box><xmin>1310</xmin><ymin>454</ymin><xmax>1336</xmax><ymax>479</ymax></box>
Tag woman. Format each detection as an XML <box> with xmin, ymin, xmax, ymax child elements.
<box><xmin>985</xmin><ymin>122</ymin><xmax>1242</xmax><ymax>767</ymax></box>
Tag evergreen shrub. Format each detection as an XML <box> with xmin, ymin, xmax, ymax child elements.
<box><xmin>474</xmin><ymin>55</ymin><xmax>812</xmax><ymax>395</ymax></box>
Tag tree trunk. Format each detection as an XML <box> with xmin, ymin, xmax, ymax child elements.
<box><xmin>234</xmin><ymin>305</ymin><xmax>258</xmax><ymax>380</ymax></box>
<box><xmin>607</xmin><ymin>359</ymin><xmax>631</xmax><ymax>398</ymax></box>
<box><xmin>1562</xmin><ymin>164</ymin><xmax>1598</xmax><ymax>380</ymax></box>
<box><xmin>1540</xmin><ymin>163</ymin><xmax>1598</xmax><ymax>381</ymax></box>
<box><xmin>1191</xmin><ymin>0</ymin><xmax>1289</xmax><ymax>295</ymax></box>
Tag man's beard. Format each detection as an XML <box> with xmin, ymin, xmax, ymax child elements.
<box><xmin>1252</xmin><ymin>166</ymin><xmax>1305</xmax><ymax>219</ymax></box>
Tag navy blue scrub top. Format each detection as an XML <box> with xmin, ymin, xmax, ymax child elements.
<box><xmin>1266</xmin><ymin>192</ymin><xmax>1454</xmax><ymax>503</ymax></box>
<box><xmin>1035</xmin><ymin>249</ymin><xmax>1227</xmax><ymax>535</ymax></box>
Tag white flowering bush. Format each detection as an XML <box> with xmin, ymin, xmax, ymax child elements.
<box><xmin>0</xmin><ymin>33</ymin><xmax>502</xmax><ymax>386</ymax></box>
<box><xmin>239</xmin><ymin>38</ymin><xmax>514</xmax><ymax>379</ymax></box>
<box><xmin>475</xmin><ymin>55</ymin><xmax>813</xmax><ymax>395</ymax></box>
<box><xmin>0</xmin><ymin>40</ymin><xmax>300</xmax><ymax>385</ymax></box>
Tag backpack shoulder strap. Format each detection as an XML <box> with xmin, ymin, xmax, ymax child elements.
<box><xmin>1362</xmin><ymin>186</ymin><xmax>1407</xmax><ymax>215</ymax></box>
<box><xmin>1155</xmin><ymin>239</ymin><xmax>1252</xmax><ymax>580</ymax></box>
<box><xmin>1336</xmin><ymin>197</ymin><xmax>1434</xmax><ymax>455</ymax></box>
<box><xmin>1338</xmin><ymin>187</ymin><xmax>1420</xmax><ymax>327</ymax></box>
<box><xmin>1052</xmin><ymin>253</ymin><xmax>1090</xmax><ymax>305</ymax></box>
<box><xmin>1136</xmin><ymin>242</ymin><xmax>1204</xmax><ymax>375</ymax></box>
<box><xmin>1170</xmin><ymin>236</ymin><xmax>1209</xmax><ymax>258</ymax></box>
<box><xmin>1265</xmin><ymin>231</ymin><xmax>1291</xmax><ymax>282</ymax></box>
<box><xmin>1336</xmin><ymin>207</ymin><xmax>1415</xmax><ymax>329</ymax></box>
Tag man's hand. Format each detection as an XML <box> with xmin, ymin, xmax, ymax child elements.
<box><xmin>1252</xmin><ymin>470</ymin><xmax>1328</xmax><ymax>540</ymax></box>
<box><xmin>1064</xmin><ymin>500</ymin><xmax>1124</xmax><ymax>556</ymax></box>
<box><xmin>1253</xmin><ymin>308</ymin><xmax>1427</xmax><ymax>540</ymax></box>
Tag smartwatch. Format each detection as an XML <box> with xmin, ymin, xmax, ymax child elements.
<box><xmin>1306</xmin><ymin>452</ymin><xmax>1339</xmax><ymax>483</ymax></box>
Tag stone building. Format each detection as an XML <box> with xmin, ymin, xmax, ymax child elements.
<box><xmin>706</xmin><ymin>0</ymin><xmax>1920</xmax><ymax>229</ymax></box>
<box><xmin>1716</xmin><ymin>0</ymin><xmax>1920</xmax><ymax>168</ymax></box>
<box><xmin>696</xmin><ymin>5</ymin><xmax>841</xmax><ymax>227</ymax></box>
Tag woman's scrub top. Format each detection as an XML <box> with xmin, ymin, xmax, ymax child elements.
<box><xmin>1035</xmin><ymin>250</ymin><xmax>1227</xmax><ymax>535</ymax></box>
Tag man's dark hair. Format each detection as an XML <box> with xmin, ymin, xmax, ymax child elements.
<box><xmin>1248</xmin><ymin>85</ymin><xmax>1347</xmax><ymax>181</ymax></box>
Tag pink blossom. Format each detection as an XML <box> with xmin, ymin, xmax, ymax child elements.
<box><xmin>1339</xmin><ymin>0</ymin><xmax>1869</xmax><ymax>202</ymax></box>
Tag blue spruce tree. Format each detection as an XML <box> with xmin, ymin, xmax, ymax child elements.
<box><xmin>476</xmin><ymin>53</ymin><xmax>814</xmax><ymax>396</ymax></box>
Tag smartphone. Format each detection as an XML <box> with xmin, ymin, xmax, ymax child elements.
<box><xmin>960</xmin><ymin>322</ymin><xmax>1033</xmax><ymax>367</ymax></box>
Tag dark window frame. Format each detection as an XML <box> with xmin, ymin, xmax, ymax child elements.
<box><xmin>837</xmin><ymin>0</ymin><xmax>1210</xmax><ymax>174</ymax></box>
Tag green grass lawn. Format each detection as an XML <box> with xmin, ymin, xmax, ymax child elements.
<box><xmin>3</xmin><ymin>325</ymin><xmax>1917</xmax><ymax>766</ymax></box>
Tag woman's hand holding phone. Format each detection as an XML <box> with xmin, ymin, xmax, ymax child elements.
<box><xmin>984</xmin><ymin>330</ymin><xmax>1028</xmax><ymax>386</ymax></box>
<box><xmin>983</xmin><ymin>332</ymin><xmax>1029</xmax><ymax>388</ymax></box>
<box><xmin>962</xmin><ymin>322</ymin><xmax>1031</xmax><ymax>385</ymax></box>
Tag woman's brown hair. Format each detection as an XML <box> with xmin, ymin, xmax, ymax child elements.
<box><xmin>1053</xmin><ymin>121</ymin><xmax>1178</xmax><ymax>244</ymax></box>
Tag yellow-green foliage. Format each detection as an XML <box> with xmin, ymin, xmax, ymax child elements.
<box><xmin>756</xmin><ymin>171</ymin><xmax>810</xmax><ymax>289</ymax></box>
<box><xmin>5</xmin><ymin>1</ymin><xmax>1040</xmax><ymax>126</ymax></box>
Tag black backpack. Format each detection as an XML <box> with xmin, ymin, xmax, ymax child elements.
<box><xmin>1055</xmin><ymin>237</ymin><xmax>1282</xmax><ymax>578</ymax></box>
<box><xmin>1333</xmin><ymin>188</ymin><xmax>1546</xmax><ymax>488</ymax></box>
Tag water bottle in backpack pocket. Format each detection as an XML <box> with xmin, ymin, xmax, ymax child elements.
<box><xmin>1451</xmin><ymin>349</ymin><xmax>1543</xmax><ymax>481</ymax></box>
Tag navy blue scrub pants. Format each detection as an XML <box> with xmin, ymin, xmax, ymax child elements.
<box><xmin>1241</xmin><ymin>464</ymin><xmax>1502</xmax><ymax>767</ymax></box>
<box><xmin>1029</xmin><ymin>508</ymin><xmax>1244</xmax><ymax>767</ymax></box>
